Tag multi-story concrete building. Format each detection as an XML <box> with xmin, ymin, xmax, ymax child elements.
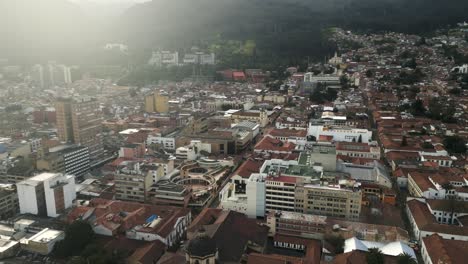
<box><xmin>303</xmin><ymin>73</ymin><xmax>340</xmax><ymax>83</ymax></box>
<box><xmin>118</xmin><ymin>143</ymin><xmax>145</xmax><ymax>159</ymax></box>
<box><xmin>266</xmin><ymin>211</ymin><xmax>327</xmax><ymax>239</ymax></box>
<box><xmin>295</xmin><ymin>181</ymin><xmax>362</xmax><ymax>220</ymax></box>
<box><xmin>308</xmin><ymin>124</ymin><xmax>372</xmax><ymax>143</ymax></box>
<box><xmin>308</xmin><ymin>144</ymin><xmax>337</xmax><ymax>171</ymax></box>
<box><xmin>114</xmin><ymin>162</ymin><xmax>163</xmax><ymax>202</ymax></box>
<box><xmin>0</xmin><ymin>184</ymin><xmax>18</xmax><ymax>220</ymax></box>
<box><xmin>147</xmin><ymin>130</ymin><xmax>178</xmax><ymax>150</ymax></box>
<box><xmin>37</xmin><ymin>144</ymin><xmax>90</xmax><ymax>177</ymax></box>
<box><xmin>56</xmin><ymin>97</ymin><xmax>103</xmax><ymax>161</ymax></box>
<box><xmin>17</xmin><ymin>173</ymin><xmax>76</xmax><ymax>217</ymax></box>
<box><xmin>336</xmin><ymin>142</ymin><xmax>381</xmax><ymax>160</ymax></box>
<box><xmin>148</xmin><ymin>51</ymin><xmax>179</xmax><ymax>67</ymax></box>
<box><xmin>231</xmin><ymin>109</ymin><xmax>270</xmax><ymax>128</ymax></box>
<box><xmin>183</xmin><ymin>52</ymin><xmax>216</xmax><ymax>65</ymax></box>
<box><xmin>47</xmin><ymin>62</ymin><xmax>72</xmax><ymax>86</ymax></box>
<box><xmin>144</xmin><ymin>92</ymin><xmax>169</xmax><ymax>113</ymax></box>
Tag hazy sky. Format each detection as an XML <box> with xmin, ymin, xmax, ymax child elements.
<box><xmin>70</xmin><ymin>0</ymin><xmax>150</xmax><ymax>3</ymax></box>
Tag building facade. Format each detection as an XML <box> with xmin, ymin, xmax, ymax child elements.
<box><xmin>295</xmin><ymin>182</ymin><xmax>362</xmax><ymax>220</ymax></box>
<box><xmin>56</xmin><ymin>97</ymin><xmax>103</xmax><ymax>161</ymax></box>
<box><xmin>17</xmin><ymin>173</ymin><xmax>76</xmax><ymax>217</ymax></box>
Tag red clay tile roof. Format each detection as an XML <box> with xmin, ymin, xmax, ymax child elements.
<box><xmin>188</xmin><ymin>209</ymin><xmax>269</xmax><ymax>262</ymax></box>
<box><xmin>386</xmin><ymin>151</ymin><xmax>420</xmax><ymax>162</ymax></box>
<box><xmin>407</xmin><ymin>199</ymin><xmax>468</xmax><ymax>237</ymax></box>
<box><xmin>234</xmin><ymin>158</ymin><xmax>264</xmax><ymax>178</ymax></box>
<box><xmin>68</xmin><ymin>199</ymin><xmax>190</xmax><ymax>238</ymax></box>
<box><xmin>333</xmin><ymin>250</ymin><xmax>398</xmax><ymax>264</ymax></box>
<box><xmin>266</xmin><ymin>175</ymin><xmax>297</xmax><ymax>183</ymax></box>
<box><xmin>337</xmin><ymin>155</ymin><xmax>381</xmax><ymax>165</ymax></box>
<box><xmin>255</xmin><ymin>136</ymin><xmax>296</xmax><ymax>152</ymax></box>
<box><xmin>247</xmin><ymin>253</ymin><xmax>304</xmax><ymax>264</ymax></box>
<box><xmin>336</xmin><ymin>142</ymin><xmax>371</xmax><ymax>152</ymax></box>
<box><xmin>318</xmin><ymin>135</ymin><xmax>334</xmax><ymax>142</ymax></box>
<box><xmin>423</xmin><ymin>233</ymin><xmax>468</xmax><ymax>264</ymax></box>
<box><xmin>269</xmin><ymin>129</ymin><xmax>307</xmax><ymax>138</ymax></box>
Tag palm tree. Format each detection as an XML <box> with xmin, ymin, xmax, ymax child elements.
<box><xmin>366</xmin><ymin>248</ymin><xmax>385</xmax><ymax>264</ymax></box>
<box><xmin>397</xmin><ymin>253</ymin><xmax>417</xmax><ymax>264</ymax></box>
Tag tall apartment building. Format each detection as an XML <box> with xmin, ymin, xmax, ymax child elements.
<box><xmin>17</xmin><ymin>173</ymin><xmax>76</xmax><ymax>217</ymax></box>
<box><xmin>0</xmin><ymin>184</ymin><xmax>18</xmax><ymax>220</ymax></box>
<box><xmin>144</xmin><ymin>92</ymin><xmax>169</xmax><ymax>113</ymax></box>
<box><xmin>55</xmin><ymin>97</ymin><xmax>103</xmax><ymax>161</ymax></box>
<box><xmin>295</xmin><ymin>181</ymin><xmax>362</xmax><ymax>220</ymax></box>
<box><xmin>31</xmin><ymin>64</ymin><xmax>45</xmax><ymax>88</ymax></box>
<box><xmin>114</xmin><ymin>162</ymin><xmax>163</xmax><ymax>202</ymax></box>
<box><xmin>47</xmin><ymin>62</ymin><xmax>72</xmax><ymax>87</ymax></box>
<box><xmin>37</xmin><ymin>144</ymin><xmax>90</xmax><ymax>177</ymax></box>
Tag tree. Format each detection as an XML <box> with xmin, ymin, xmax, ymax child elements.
<box><xmin>128</xmin><ymin>88</ymin><xmax>137</xmax><ymax>97</ymax></box>
<box><xmin>366</xmin><ymin>248</ymin><xmax>385</xmax><ymax>264</ymax></box>
<box><xmin>340</xmin><ymin>75</ymin><xmax>349</xmax><ymax>88</ymax></box>
<box><xmin>403</xmin><ymin>58</ymin><xmax>417</xmax><ymax>69</ymax></box>
<box><xmin>443</xmin><ymin>136</ymin><xmax>467</xmax><ymax>154</ymax></box>
<box><xmin>401</xmin><ymin>135</ymin><xmax>408</xmax><ymax>147</ymax></box>
<box><xmin>449</xmin><ymin>88</ymin><xmax>462</xmax><ymax>95</ymax></box>
<box><xmin>365</xmin><ymin>69</ymin><xmax>374</xmax><ymax>78</ymax></box>
<box><xmin>54</xmin><ymin>221</ymin><xmax>94</xmax><ymax>257</ymax></box>
<box><xmin>397</xmin><ymin>253</ymin><xmax>417</xmax><ymax>264</ymax></box>
<box><xmin>357</xmin><ymin>134</ymin><xmax>362</xmax><ymax>143</ymax></box>
<box><xmin>324</xmin><ymin>234</ymin><xmax>345</xmax><ymax>254</ymax></box>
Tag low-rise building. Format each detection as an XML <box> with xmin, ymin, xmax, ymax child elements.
<box><xmin>20</xmin><ymin>228</ymin><xmax>65</xmax><ymax>255</ymax></box>
<box><xmin>114</xmin><ymin>161</ymin><xmax>163</xmax><ymax>202</ymax></box>
<box><xmin>231</xmin><ymin>109</ymin><xmax>269</xmax><ymax>127</ymax></box>
<box><xmin>406</xmin><ymin>198</ymin><xmax>468</xmax><ymax>242</ymax></box>
<box><xmin>118</xmin><ymin>143</ymin><xmax>146</xmax><ymax>158</ymax></box>
<box><xmin>336</xmin><ymin>142</ymin><xmax>381</xmax><ymax>160</ymax></box>
<box><xmin>68</xmin><ymin>199</ymin><xmax>191</xmax><ymax>247</ymax></box>
<box><xmin>295</xmin><ymin>181</ymin><xmax>362</xmax><ymax>220</ymax></box>
<box><xmin>268</xmin><ymin>129</ymin><xmax>308</xmax><ymax>145</ymax></box>
<box><xmin>343</xmin><ymin>237</ymin><xmax>416</xmax><ymax>259</ymax></box>
<box><xmin>421</xmin><ymin>233</ymin><xmax>467</xmax><ymax>264</ymax></box>
<box><xmin>266</xmin><ymin>211</ymin><xmax>327</xmax><ymax>239</ymax></box>
<box><xmin>308</xmin><ymin>125</ymin><xmax>372</xmax><ymax>143</ymax></box>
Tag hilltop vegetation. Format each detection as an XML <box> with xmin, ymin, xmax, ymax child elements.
<box><xmin>1</xmin><ymin>0</ymin><xmax>467</xmax><ymax>66</ymax></box>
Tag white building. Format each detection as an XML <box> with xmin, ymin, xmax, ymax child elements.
<box><xmin>452</xmin><ymin>64</ymin><xmax>468</xmax><ymax>74</ymax></box>
<box><xmin>148</xmin><ymin>51</ymin><xmax>179</xmax><ymax>67</ymax></box>
<box><xmin>29</xmin><ymin>138</ymin><xmax>42</xmax><ymax>153</ymax></box>
<box><xmin>344</xmin><ymin>237</ymin><xmax>416</xmax><ymax>259</ymax></box>
<box><xmin>147</xmin><ymin>132</ymin><xmax>176</xmax><ymax>150</ymax></box>
<box><xmin>175</xmin><ymin>140</ymin><xmax>211</xmax><ymax>160</ymax></box>
<box><xmin>183</xmin><ymin>52</ymin><xmax>216</xmax><ymax>65</ymax></box>
<box><xmin>308</xmin><ymin>124</ymin><xmax>372</xmax><ymax>143</ymax></box>
<box><xmin>303</xmin><ymin>73</ymin><xmax>340</xmax><ymax>84</ymax></box>
<box><xmin>104</xmin><ymin>43</ymin><xmax>128</xmax><ymax>53</ymax></box>
<box><xmin>220</xmin><ymin>158</ymin><xmax>324</xmax><ymax>218</ymax></box>
<box><xmin>20</xmin><ymin>228</ymin><xmax>65</xmax><ymax>255</ymax></box>
<box><xmin>233</xmin><ymin>121</ymin><xmax>260</xmax><ymax>138</ymax></box>
<box><xmin>17</xmin><ymin>173</ymin><xmax>76</xmax><ymax>217</ymax></box>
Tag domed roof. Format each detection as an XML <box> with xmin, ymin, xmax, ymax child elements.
<box><xmin>187</xmin><ymin>227</ymin><xmax>217</xmax><ymax>257</ymax></box>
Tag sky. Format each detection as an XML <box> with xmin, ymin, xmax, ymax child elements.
<box><xmin>70</xmin><ymin>0</ymin><xmax>150</xmax><ymax>3</ymax></box>
<box><xmin>68</xmin><ymin>0</ymin><xmax>152</xmax><ymax>17</ymax></box>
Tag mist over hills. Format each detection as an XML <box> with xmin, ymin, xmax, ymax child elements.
<box><xmin>0</xmin><ymin>0</ymin><xmax>467</xmax><ymax>65</ymax></box>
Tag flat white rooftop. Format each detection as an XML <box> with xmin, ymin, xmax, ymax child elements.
<box><xmin>277</xmin><ymin>211</ymin><xmax>327</xmax><ymax>224</ymax></box>
<box><xmin>28</xmin><ymin>228</ymin><xmax>63</xmax><ymax>243</ymax></box>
